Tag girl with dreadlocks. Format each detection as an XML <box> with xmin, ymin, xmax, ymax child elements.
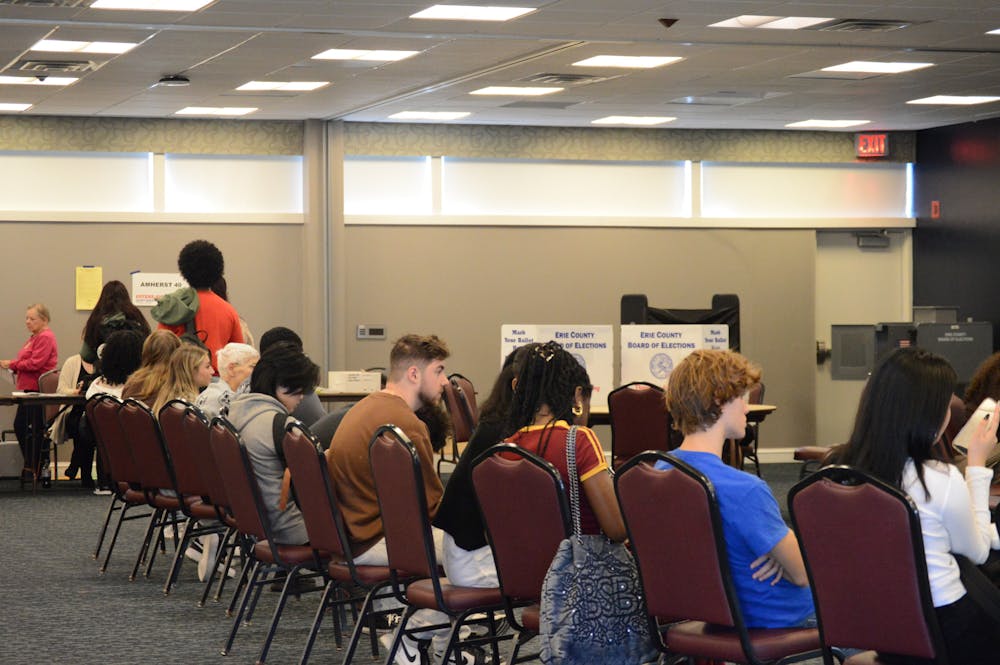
<box><xmin>505</xmin><ymin>341</ymin><xmax>626</xmax><ymax>541</ymax></box>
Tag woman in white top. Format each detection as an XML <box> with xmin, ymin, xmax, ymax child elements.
<box><xmin>833</xmin><ymin>347</ymin><xmax>1000</xmax><ymax>664</ymax></box>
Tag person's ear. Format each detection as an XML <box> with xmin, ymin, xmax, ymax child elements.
<box><xmin>407</xmin><ymin>365</ymin><xmax>420</xmax><ymax>383</ymax></box>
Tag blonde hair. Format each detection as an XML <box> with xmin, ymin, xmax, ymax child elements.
<box><xmin>151</xmin><ymin>344</ymin><xmax>209</xmax><ymax>415</ymax></box>
<box><xmin>27</xmin><ymin>303</ymin><xmax>50</xmax><ymax>322</ymax></box>
<box><xmin>123</xmin><ymin>330</ymin><xmax>181</xmax><ymax>404</ymax></box>
<box><xmin>665</xmin><ymin>349</ymin><xmax>761</xmax><ymax>436</ymax></box>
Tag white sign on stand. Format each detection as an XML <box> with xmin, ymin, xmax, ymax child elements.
<box><xmin>620</xmin><ymin>324</ymin><xmax>729</xmax><ymax>386</ymax></box>
<box><xmin>131</xmin><ymin>272</ymin><xmax>187</xmax><ymax>307</ymax></box>
<box><xmin>500</xmin><ymin>324</ymin><xmax>614</xmax><ymax>410</ymax></box>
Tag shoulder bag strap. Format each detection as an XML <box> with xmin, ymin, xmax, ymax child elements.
<box><xmin>565</xmin><ymin>425</ymin><xmax>582</xmax><ymax>539</ymax></box>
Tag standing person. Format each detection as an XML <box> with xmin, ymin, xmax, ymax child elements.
<box><xmin>655</xmin><ymin>349</ymin><xmax>814</xmax><ymax>629</ymax></box>
<box><xmin>1</xmin><ymin>303</ymin><xmax>58</xmax><ymax>483</ymax></box>
<box><xmin>830</xmin><ymin>347</ymin><xmax>1000</xmax><ymax>664</ymax></box>
<box><xmin>80</xmin><ymin>280</ymin><xmax>150</xmax><ymax>365</ymax></box>
<box><xmin>211</xmin><ymin>276</ymin><xmax>254</xmax><ymax>348</ymax></box>
<box><xmin>152</xmin><ymin>240</ymin><xmax>243</xmax><ymax>374</ymax></box>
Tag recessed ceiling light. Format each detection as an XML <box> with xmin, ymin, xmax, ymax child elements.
<box><xmin>31</xmin><ymin>39</ymin><xmax>138</xmax><ymax>54</ymax></box>
<box><xmin>710</xmin><ymin>15</ymin><xmax>832</xmax><ymax>29</ymax></box>
<box><xmin>786</xmin><ymin>119</ymin><xmax>870</xmax><ymax>128</ymax></box>
<box><xmin>312</xmin><ymin>49</ymin><xmax>420</xmax><ymax>62</ymax></box>
<box><xmin>410</xmin><ymin>5</ymin><xmax>536</xmax><ymax>21</ymax></box>
<box><xmin>822</xmin><ymin>61</ymin><xmax>933</xmax><ymax>74</ymax></box>
<box><xmin>175</xmin><ymin>107</ymin><xmax>257</xmax><ymax>116</ymax></box>
<box><xmin>907</xmin><ymin>95</ymin><xmax>1000</xmax><ymax>105</ymax></box>
<box><xmin>573</xmin><ymin>55</ymin><xmax>684</xmax><ymax>69</ymax></box>
<box><xmin>470</xmin><ymin>86</ymin><xmax>563</xmax><ymax>96</ymax></box>
<box><xmin>389</xmin><ymin>111</ymin><xmax>471</xmax><ymax>120</ymax></box>
<box><xmin>592</xmin><ymin>116</ymin><xmax>676</xmax><ymax>126</ymax></box>
<box><xmin>0</xmin><ymin>103</ymin><xmax>32</xmax><ymax>112</ymax></box>
<box><xmin>91</xmin><ymin>0</ymin><xmax>214</xmax><ymax>10</ymax></box>
<box><xmin>987</xmin><ymin>28</ymin><xmax>1000</xmax><ymax>35</ymax></box>
<box><xmin>236</xmin><ymin>81</ymin><xmax>330</xmax><ymax>92</ymax></box>
<box><xmin>0</xmin><ymin>76</ymin><xmax>78</xmax><ymax>86</ymax></box>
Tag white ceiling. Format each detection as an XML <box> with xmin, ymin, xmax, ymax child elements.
<box><xmin>3</xmin><ymin>0</ymin><xmax>1000</xmax><ymax>130</ymax></box>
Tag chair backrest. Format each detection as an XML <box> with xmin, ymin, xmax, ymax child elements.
<box><xmin>184</xmin><ymin>404</ymin><xmax>229</xmax><ymax>509</ymax></box>
<box><xmin>86</xmin><ymin>393</ymin><xmax>113</xmax><ymax>481</ymax></box>
<box><xmin>616</xmin><ymin>452</ymin><xmax>738</xmax><ymax>628</ymax></box>
<box><xmin>442</xmin><ymin>374</ymin><xmax>477</xmax><ymax>443</ymax></box>
<box><xmin>788</xmin><ymin>466</ymin><xmax>946</xmax><ymax>662</ymax></box>
<box><xmin>88</xmin><ymin>394</ymin><xmax>140</xmax><ymax>486</ymax></box>
<box><xmin>158</xmin><ymin>399</ymin><xmax>211</xmax><ymax>498</ymax></box>
<box><xmin>39</xmin><ymin>369</ymin><xmax>60</xmax><ymax>420</ymax></box>
<box><xmin>450</xmin><ymin>373</ymin><xmax>478</xmax><ymax>420</ymax></box>
<box><xmin>748</xmin><ymin>382</ymin><xmax>765</xmax><ymax>405</ymax></box>
<box><xmin>369</xmin><ymin>425</ymin><xmax>437</xmax><ymax>579</ymax></box>
<box><xmin>119</xmin><ymin>398</ymin><xmax>175</xmax><ymax>492</ymax></box>
<box><xmin>472</xmin><ymin>444</ymin><xmax>571</xmax><ymax>601</ymax></box>
<box><xmin>283</xmin><ymin>421</ymin><xmax>350</xmax><ymax>559</ymax></box>
<box><xmin>608</xmin><ymin>382</ymin><xmax>672</xmax><ymax>467</ymax></box>
<box><xmin>208</xmin><ymin>417</ymin><xmax>269</xmax><ymax>542</ymax></box>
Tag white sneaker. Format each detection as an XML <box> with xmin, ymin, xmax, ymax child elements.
<box><xmin>378</xmin><ymin>632</ymin><xmax>421</xmax><ymax>665</ymax></box>
<box><xmin>198</xmin><ymin>534</ymin><xmax>219</xmax><ymax>582</ymax></box>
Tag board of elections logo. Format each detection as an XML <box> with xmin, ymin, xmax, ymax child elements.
<box><xmin>572</xmin><ymin>352</ymin><xmax>587</xmax><ymax>369</ymax></box>
<box><xmin>649</xmin><ymin>353</ymin><xmax>673</xmax><ymax>380</ymax></box>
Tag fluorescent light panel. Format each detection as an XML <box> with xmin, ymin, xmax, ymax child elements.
<box><xmin>176</xmin><ymin>106</ymin><xmax>257</xmax><ymax>116</ymax></box>
<box><xmin>573</xmin><ymin>55</ymin><xmax>683</xmax><ymax>69</ymax></box>
<box><xmin>389</xmin><ymin>111</ymin><xmax>471</xmax><ymax>120</ymax></box>
<box><xmin>987</xmin><ymin>28</ymin><xmax>1000</xmax><ymax>35</ymax></box>
<box><xmin>410</xmin><ymin>5</ymin><xmax>536</xmax><ymax>21</ymax></box>
<box><xmin>31</xmin><ymin>39</ymin><xmax>137</xmax><ymax>54</ymax></box>
<box><xmin>907</xmin><ymin>95</ymin><xmax>1000</xmax><ymax>105</ymax></box>
<box><xmin>236</xmin><ymin>81</ymin><xmax>329</xmax><ymax>92</ymax></box>
<box><xmin>592</xmin><ymin>116</ymin><xmax>675</xmax><ymax>126</ymax></box>
<box><xmin>470</xmin><ymin>86</ymin><xmax>562</xmax><ymax>96</ymax></box>
<box><xmin>312</xmin><ymin>48</ymin><xmax>419</xmax><ymax>62</ymax></box>
<box><xmin>91</xmin><ymin>0</ymin><xmax>214</xmax><ymax>10</ymax></box>
<box><xmin>0</xmin><ymin>103</ymin><xmax>32</xmax><ymax>112</ymax></box>
<box><xmin>0</xmin><ymin>76</ymin><xmax>77</xmax><ymax>86</ymax></box>
<box><xmin>786</xmin><ymin>119</ymin><xmax>870</xmax><ymax>128</ymax></box>
<box><xmin>710</xmin><ymin>15</ymin><xmax>832</xmax><ymax>29</ymax></box>
<box><xmin>822</xmin><ymin>61</ymin><xmax>933</xmax><ymax>74</ymax></box>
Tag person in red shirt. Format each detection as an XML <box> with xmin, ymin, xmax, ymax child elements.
<box><xmin>152</xmin><ymin>240</ymin><xmax>243</xmax><ymax>374</ymax></box>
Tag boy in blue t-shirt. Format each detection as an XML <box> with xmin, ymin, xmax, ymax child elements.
<box><xmin>654</xmin><ymin>350</ymin><xmax>814</xmax><ymax>628</ymax></box>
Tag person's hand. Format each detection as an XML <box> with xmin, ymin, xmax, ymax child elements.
<box><xmin>966</xmin><ymin>403</ymin><xmax>1000</xmax><ymax>468</ymax></box>
<box><xmin>0</xmin><ymin>360</ymin><xmax>10</xmax><ymax>369</ymax></box>
<box><xmin>751</xmin><ymin>553</ymin><xmax>786</xmax><ymax>586</ymax></box>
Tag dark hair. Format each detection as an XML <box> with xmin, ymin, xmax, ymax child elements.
<box><xmin>833</xmin><ymin>347</ymin><xmax>956</xmax><ymax>495</ymax></box>
<box><xmin>177</xmin><ymin>239</ymin><xmax>224</xmax><ymax>289</ymax></box>
<box><xmin>505</xmin><ymin>341</ymin><xmax>591</xmax><ymax>439</ymax></box>
<box><xmin>389</xmin><ymin>334</ymin><xmax>450</xmax><ymax>379</ymax></box>
<box><xmin>82</xmin><ymin>281</ymin><xmax>150</xmax><ymax>352</ymax></box>
<box><xmin>259</xmin><ymin>326</ymin><xmax>303</xmax><ymax>354</ymax></box>
<box><xmin>250</xmin><ymin>341</ymin><xmax>320</xmax><ymax>399</ymax></box>
<box><xmin>211</xmin><ymin>276</ymin><xmax>228</xmax><ymax>301</ymax></box>
<box><xmin>478</xmin><ymin>344</ymin><xmax>537</xmax><ymax>425</ymax></box>
<box><xmin>416</xmin><ymin>402</ymin><xmax>452</xmax><ymax>452</ymax></box>
<box><xmin>98</xmin><ymin>329</ymin><xmax>145</xmax><ymax>385</ymax></box>
<box><xmin>964</xmin><ymin>351</ymin><xmax>1000</xmax><ymax>416</ymax></box>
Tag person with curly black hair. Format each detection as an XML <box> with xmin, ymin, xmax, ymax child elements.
<box><xmin>151</xmin><ymin>240</ymin><xmax>243</xmax><ymax>374</ymax></box>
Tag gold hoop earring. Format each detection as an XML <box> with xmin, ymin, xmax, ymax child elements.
<box><xmin>572</xmin><ymin>403</ymin><xmax>583</xmax><ymax>417</ymax></box>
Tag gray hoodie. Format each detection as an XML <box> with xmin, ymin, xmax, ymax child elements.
<box><xmin>226</xmin><ymin>392</ymin><xmax>308</xmax><ymax>545</ymax></box>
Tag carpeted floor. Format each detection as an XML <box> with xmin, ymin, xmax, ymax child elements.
<box><xmin>0</xmin><ymin>463</ymin><xmax>821</xmax><ymax>665</ymax></box>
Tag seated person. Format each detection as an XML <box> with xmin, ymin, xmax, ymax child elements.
<box><xmin>121</xmin><ymin>330</ymin><xmax>181</xmax><ymax>404</ymax></box>
<box><xmin>149</xmin><ymin>344</ymin><xmax>214</xmax><ymax>416</ymax></box>
<box><xmin>258</xmin><ymin>326</ymin><xmax>325</xmax><ymax>426</ymax></box>
<box><xmin>196</xmin><ymin>342</ymin><xmax>259</xmax><ymax>418</ymax></box>
<box><xmin>655</xmin><ymin>349</ymin><xmax>814</xmax><ymax>629</ymax></box>
<box><xmin>226</xmin><ymin>341</ymin><xmax>320</xmax><ymax>545</ymax></box>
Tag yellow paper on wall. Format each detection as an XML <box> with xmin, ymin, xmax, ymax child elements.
<box><xmin>76</xmin><ymin>266</ymin><xmax>103</xmax><ymax>310</ymax></box>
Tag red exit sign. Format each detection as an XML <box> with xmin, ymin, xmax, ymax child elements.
<box><xmin>856</xmin><ymin>133</ymin><xmax>889</xmax><ymax>157</ymax></box>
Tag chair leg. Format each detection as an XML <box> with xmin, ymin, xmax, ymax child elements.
<box><xmin>340</xmin><ymin>582</ymin><xmax>394</xmax><ymax>664</ymax></box>
<box><xmin>100</xmin><ymin>498</ymin><xmax>132</xmax><ymax>574</ymax></box>
<box><xmin>223</xmin><ymin>560</ymin><xmax>262</xmax><ymax>656</ymax></box>
<box><xmin>226</xmin><ymin>548</ymin><xmax>254</xmax><ymax>616</ymax></box>
<box><xmin>93</xmin><ymin>493</ymin><xmax>121</xmax><ymax>559</ymax></box>
<box><xmin>130</xmin><ymin>508</ymin><xmax>162</xmax><ymax>582</ymax></box>
<box><xmin>299</xmin><ymin>580</ymin><xmax>336</xmax><ymax>665</ymax></box>
<box><xmin>256</xmin><ymin>565</ymin><xmax>303</xmax><ymax>665</ymax></box>
<box><xmin>200</xmin><ymin>526</ymin><xmax>236</xmax><ymax>608</ymax></box>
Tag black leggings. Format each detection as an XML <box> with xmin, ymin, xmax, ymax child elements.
<box><xmin>14</xmin><ymin>405</ymin><xmax>47</xmax><ymax>473</ymax></box>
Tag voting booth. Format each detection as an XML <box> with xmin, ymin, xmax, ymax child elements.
<box><xmin>620</xmin><ymin>325</ymin><xmax>730</xmax><ymax>385</ymax></box>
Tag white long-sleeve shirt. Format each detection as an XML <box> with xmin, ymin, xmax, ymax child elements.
<box><xmin>902</xmin><ymin>459</ymin><xmax>1000</xmax><ymax>607</ymax></box>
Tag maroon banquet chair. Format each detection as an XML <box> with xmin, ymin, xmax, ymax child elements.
<box><xmin>789</xmin><ymin>466</ymin><xmax>946</xmax><ymax>665</ymax></box>
<box><xmin>607</xmin><ymin>381</ymin><xmax>673</xmax><ymax>470</ymax></box>
<box><xmin>438</xmin><ymin>373</ymin><xmax>479</xmax><ymax>476</ymax></box>
<box><xmin>615</xmin><ymin>451</ymin><xmax>825</xmax><ymax>665</ymax></box>
<box><xmin>472</xmin><ymin>443</ymin><xmax>572</xmax><ymax>663</ymax></box>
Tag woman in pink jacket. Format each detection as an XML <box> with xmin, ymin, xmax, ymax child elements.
<box><xmin>1</xmin><ymin>303</ymin><xmax>58</xmax><ymax>481</ymax></box>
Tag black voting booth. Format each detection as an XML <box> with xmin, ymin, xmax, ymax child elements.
<box><xmin>620</xmin><ymin>293</ymin><xmax>740</xmax><ymax>351</ymax></box>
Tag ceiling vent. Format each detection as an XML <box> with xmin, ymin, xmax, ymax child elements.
<box><xmin>811</xmin><ymin>18</ymin><xmax>916</xmax><ymax>33</ymax></box>
<box><xmin>518</xmin><ymin>72</ymin><xmax>620</xmax><ymax>86</ymax></box>
<box><xmin>18</xmin><ymin>59</ymin><xmax>95</xmax><ymax>73</ymax></box>
<box><xmin>501</xmin><ymin>100</ymin><xmax>578</xmax><ymax>109</ymax></box>
<box><xmin>670</xmin><ymin>91</ymin><xmax>787</xmax><ymax>107</ymax></box>
<box><xmin>0</xmin><ymin>0</ymin><xmax>87</xmax><ymax>6</ymax></box>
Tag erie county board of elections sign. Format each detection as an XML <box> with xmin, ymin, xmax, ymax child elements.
<box><xmin>500</xmin><ymin>324</ymin><xmax>613</xmax><ymax>410</ymax></box>
<box><xmin>131</xmin><ymin>272</ymin><xmax>187</xmax><ymax>307</ymax></box>
<box><xmin>620</xmin><ymin>324</ymin><xmax>729</xmax><ymax>386</ymax></box>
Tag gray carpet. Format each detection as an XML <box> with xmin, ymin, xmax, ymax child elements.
<box><xmin>0</xmin><ymin>463</ymin><xmax>819</xmax><ymax>665</ymax></box>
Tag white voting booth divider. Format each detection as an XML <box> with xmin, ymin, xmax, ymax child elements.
<box><xmin>620</xmin><ymin>324</ymin><xmax>730</xmax><ymax>385</ymax></box>
<box><xmin>501</xmin><ymin>325</ymin><xmax>614</xmax><ymax>410</ymax></box>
